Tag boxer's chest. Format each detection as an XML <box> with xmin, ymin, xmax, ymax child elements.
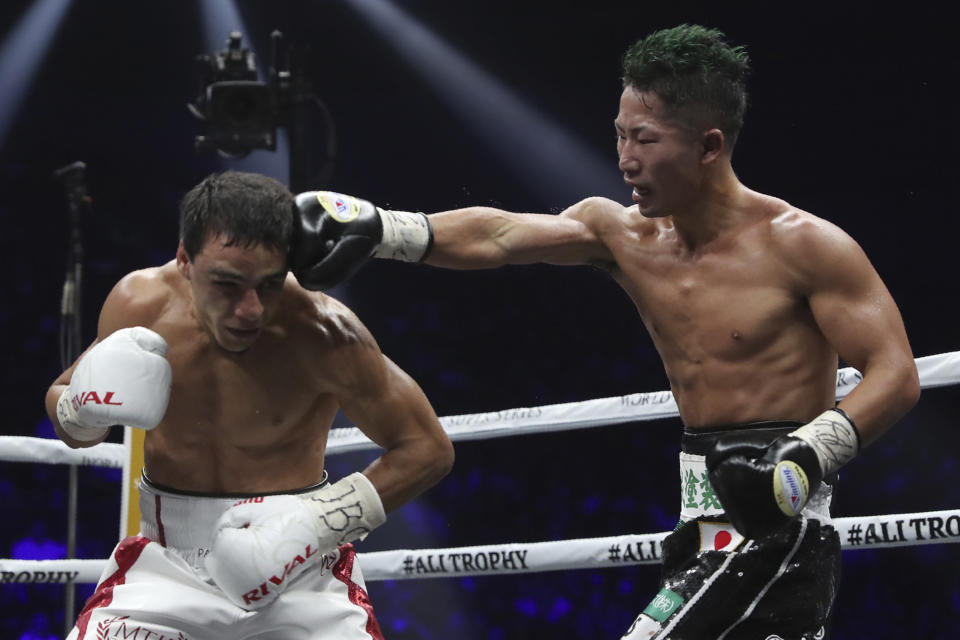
<box><xmin>608</xmin><ymin>229</ymin><xmax>807</xmax><ymax>365</ymax></box>
<box><xmin>163</xmin><ymin>333</ymin><xmax>329</xmax><ymax>439</ymax></box>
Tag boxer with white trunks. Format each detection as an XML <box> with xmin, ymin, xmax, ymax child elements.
<box><xmin>68</xmin><ymin>473</ymin><xmax>383</xmax><ymax>640</ymax></box>
<box><xmin>45</xmin><ymin>171</ymin><xmax>455</xmax><ymax>639</ymax></box>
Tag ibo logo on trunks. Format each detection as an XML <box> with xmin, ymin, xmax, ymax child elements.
<box><xmin>316</xmin><ymin>191</ymin><xmax>361</xmax><ymax>223</ymax></box>
<box><xmin>773</xmin><ymin>460</ymin><xmax>809</xmax><ymax>516</ymax></box>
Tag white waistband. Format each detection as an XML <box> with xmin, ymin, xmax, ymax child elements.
<box><xmin>678</xmin><ymin>452</ymin><xmax>832</xmax><ymax>524</ymax></box>
<box><xmin>138</xmin><ymin>482</ymin><xmax>239</xmax><ymax>552</ymax></box>
<box><xmin>137</xmin><ymin>476</ymin><xmax>330</xmax><ymax>571</ymax></box>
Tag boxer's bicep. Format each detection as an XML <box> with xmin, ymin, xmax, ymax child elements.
<box><xmin>779</xmin><ymin>215</ymin><xmax>919</xmax><ymax>443</ymax></box>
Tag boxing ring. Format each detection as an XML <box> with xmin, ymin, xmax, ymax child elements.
<box><xmin>2</xmin><ymin>352</ymin><xmax>959</xmax><ymax>592</ymax></box>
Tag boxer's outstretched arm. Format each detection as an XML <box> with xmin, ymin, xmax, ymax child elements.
<box><xmin>289</xmin><ymin>191</ymin><xmax>617</xmax><ymax>290</ymax></box>
<box><xmin>426</xmin><ymin>197</ymin><xmax>616</xmax><ymax>269</ymax></box>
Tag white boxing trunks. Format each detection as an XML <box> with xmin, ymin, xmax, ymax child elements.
<box><xmin>67</xmin><ymin>473</ymin><xmax>383</xmax><ymax>640</ymax></box>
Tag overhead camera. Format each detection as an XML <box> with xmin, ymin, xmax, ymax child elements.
<box><xmin>189</xmin><ymin>31</ymin><xmax>277</xmax><ymax>157</ymax></box>
<box><xmin>188</xmin><ymin>30</ymin><xmax>337</xmax><ymax>191</ymax></box>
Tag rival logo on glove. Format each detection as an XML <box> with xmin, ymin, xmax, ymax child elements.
<box><xmin>773</xmin><ymin>461</ymin><xmax>809</xmax><ymax>516</ymax></box>
<box><xmin>71</xmin><ymin>391</ymin><xmax>123</xmax><ymax>410</ymax></box>
<box><xmin>239</xmin><ymin>544</ymin><xmax>337</xmax><ymax>606</ymax></box>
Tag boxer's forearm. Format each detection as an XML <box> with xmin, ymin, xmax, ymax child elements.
<box><xmin>361</xmin><ymin>434</ymin><xmax>454</xmax><ymax>512</ymax></box>
<box><xmin>835</xmin><ymin>359</ymin><xmax>920</xmax><ymax>447</ymax></box>
<box><xmin>423</xmin><ymin>207</ymin><xmax>519</xmax><ymax>269</ymax></box>
<box><xmin>426</xmin><ymin>207</ymin><xmax>595</xmax><ymax>269</ymax></box>
<box><xmin>426</xmin><ymin>207</ymin><xmax>606</xmax><ymax>269</ymax></box>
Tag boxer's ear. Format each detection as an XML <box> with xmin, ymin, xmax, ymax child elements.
<box><xmin>700</xmin><ymin>128</ymin><xmax>725</xmax><ymax>164</ymax></box>
<box><xmin>176</xmin><ymin>241</ymin><xmax>192</xmax><ymax>279</ymax></box>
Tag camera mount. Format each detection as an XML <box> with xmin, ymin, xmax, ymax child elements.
<box><xmin>188</xmin><ymin>30</ymin><xmax>336</xmax><ymax>191</ymax></box>
<box><xmin>189</xmin><ymin>31</ymin><xmax>276</xmax><ymax>157</ymax></box>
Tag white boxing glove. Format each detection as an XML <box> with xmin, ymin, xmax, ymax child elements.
<box><xmin>205</xmin><ymin>472</ymin><xmax>387</xmax><ymax>610</ymax></box>
<box><xmin>56</xmin><ymin>326</ymin><xmax>172</xmax><ymax>441</ymax></box>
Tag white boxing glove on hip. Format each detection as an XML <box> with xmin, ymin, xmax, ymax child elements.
<box><xmin>205</xmin><ymin>472</ymin><xmax>386</xmax><ymax>610</ymax></box>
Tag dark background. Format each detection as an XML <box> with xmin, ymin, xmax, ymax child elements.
<box><xmin>2</xmin><ymin>1</ymin><xmax>958</xmax><ymax>638</ymax></box>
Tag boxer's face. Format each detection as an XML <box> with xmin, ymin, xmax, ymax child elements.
<box><xmin>615</xmin><ymin>87</ymin><xmax>710</xmax><ymax>218</ymax></box>
<box><xmin>177</xmin><ymin>233</ymin><xmax>288</xmax><ymax>352</ymax></box>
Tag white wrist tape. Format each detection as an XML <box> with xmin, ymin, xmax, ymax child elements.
<box><xmin>304</xmin><ymin>471</ymin><xmax>387</xmax><ymax>548</ymax></box>
<box><xmin>56</xmin><ymin>388</ymin><xmax>110</xmax><ymax>441</ymax></box>
<box><xmin>374</xmin><ymin>208</ymin><xmax>433</xmax><ymax>262</ymax></box>
<box><xmin>790</xmin><ymin>408</ymin><xmax>860</xmax><ymax>477</ymax></box>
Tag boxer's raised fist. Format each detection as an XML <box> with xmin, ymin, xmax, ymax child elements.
<box><xmin>57</xmin><ymin>327</ymin><xmax>172</xmax><ymax>441</ymax></box>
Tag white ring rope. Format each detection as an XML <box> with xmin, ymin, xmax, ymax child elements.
<box><xmin>3</xmin><ymin>351</ymin><xmax>957</xmax><ymax>587</ymax></box>
<box><xmin>329</xmin><ymin>350</ymin><xmax>960</xmax><ymax>452</ymax></box>
<box><xmin>0</xmin><ymin>436</ymin><xmax>125</xmax><ymax>468</ymax></box>
<box><xmin>2</xmin><ymin>508</ymin><xmax>958</xmax><ymax>584</ymax></box>
<box><xmin>4</xmin><ymin>351</ymin><xmax>959</xmax><ymax>466</ymax></box>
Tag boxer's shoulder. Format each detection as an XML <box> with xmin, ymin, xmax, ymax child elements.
<box><xmin>285</xmin><ymin>287</ymin><xmax>374</xmax><ymax>353</ymax></box>
<box><xmin>101</xmin><ymin>263</ymin><xmax>180</xmax><ymax>331</ymax></box>
<box><xmin>560</xmin><ymin>196</ymin><xmax>627</xmax><ymax>228</ymax></box>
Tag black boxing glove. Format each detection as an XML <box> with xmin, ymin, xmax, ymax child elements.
<box><xmin>705</xmin><ymin>408</ymin><xmax>860</xmax><ymax>539</ymax></box>
<box><xmin>290</xmin><ymin>191</ymin><xmax>433</xmax><ymax>291</ymax></box>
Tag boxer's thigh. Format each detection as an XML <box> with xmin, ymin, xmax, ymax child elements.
<box><xmin>251</xmin><ymin>544</ymin><xmax>384</xmax><ymax>640</ymax></box>
<box><xmin>68</xmin><ymin>538</ymin><xmax>243</xmax><ymax>640</ymax></box>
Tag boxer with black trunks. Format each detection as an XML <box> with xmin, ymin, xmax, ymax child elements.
<box><xmin>285</xmin><ymin>25</ymin><xmax>919</xmax><ymax>638</ymax></box>
<box><xmin>44</xmin><ymin>171</ymin><xmax>454</xmax><ymax>639</ymax></box>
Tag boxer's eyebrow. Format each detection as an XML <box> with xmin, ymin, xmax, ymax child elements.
<box><xmin>209</xmin><ymin>268</ymin><xmax>287</xmax><ymax>285</ymax></box>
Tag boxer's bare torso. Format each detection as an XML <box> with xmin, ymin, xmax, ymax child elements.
<box><xmin>53</xmin><ymin>249</ymin><xmax>369</xmax><ymax>493</ymax></box>
<box><xmin>130</xmin><ymin>263</ymin><xmax>344</xmax><ymax>492</ymax></box>
<box><xmin>573</xmin><ymin>194</ymin><xmax>839</xmax><ymax>429</ymax></box>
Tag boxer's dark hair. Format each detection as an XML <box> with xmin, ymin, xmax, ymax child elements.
<box><xmin>621</xmin><ymin>24</ymin><xmax>750</xmax><ymax>149</ymax></box>
<box><xmin>179</xmin><ymin>171</ymin><xmax>295</xmax><ymax>260</ymax></box>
